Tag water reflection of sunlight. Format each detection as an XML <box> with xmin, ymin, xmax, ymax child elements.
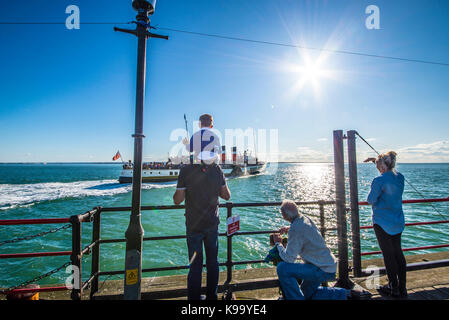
<box><xmin>281</xmin><ymin>164</ymin><xmax>334</xmax><ymax>202</ymax></box>
<box><xmin>301</xmin><ymin>163</ymin><xmax>327</xmax><ymax>183</ymax></box>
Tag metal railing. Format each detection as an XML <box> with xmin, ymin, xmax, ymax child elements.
<box><xmin>0</xmin><ymin>209</ymin><xmax>98</xmax><ymax>299</ymax></box>
<box><xmin>83</xmin><ymin>200</ymin><xmax>336</xmax><ymax>300</ymax></box>
<box><xmin>2</xmin><ymin>196</ymin><xmax>449</xmax><ymax>299</ymax></box>
<box><xmin>357</xmin><ymin>199</ymin><xmax>449</xmax><ymax>257</ymax></box>
<box><xmin>0</xmin><ymin>201</ymin><xmax>336</xmax><ymax>299</ymax></box>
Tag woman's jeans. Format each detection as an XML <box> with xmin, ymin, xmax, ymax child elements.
<box><xmin>374</xmin><ymin>224</ymin><xmax>407</xmax><ymax>290</ymax></box>
<box><xmin>186</xmin><ymin>227</ymin><xmax>219</xmax><ymax>300</ymax></box>
<box><xmin>276</xmin><ymin>262</ymin><xmax>347</xmax><ymax>300</ymax></box>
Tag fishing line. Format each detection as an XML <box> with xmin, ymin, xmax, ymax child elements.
<box><xmin>354</xmin><ymin>132</ymin><xmax>380</xmax><ymax>156</ymax></box>
<box><xmin>355</xmin><ymin>131</ymin><xmax>449</xmax><ymax>221</ymax></box>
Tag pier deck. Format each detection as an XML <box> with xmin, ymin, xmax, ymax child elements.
<box><xmin>7</xmin><ymin>251</ymin><xmax>449</xmax><ymax>300</ymax></box>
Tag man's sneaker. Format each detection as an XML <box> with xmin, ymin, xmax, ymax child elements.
<box><xmin>399</xmin><ymin>287</ymin><xmax>408</xmax><ymax>299</ymax></box>
<box><xmin>376</xmin><ymin>284</ymin><xmax>400</xmax><ymax>298</ymax></box>
<box><xmin>348</xmin><ymin>289</ymin><xmax>372</xmax><ymax>300</ymax></box>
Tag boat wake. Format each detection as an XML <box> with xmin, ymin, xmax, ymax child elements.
<box><xmin>0</xmin><ymin>180</ymin><xmax>175</xmax><ymax>210</ymax></box>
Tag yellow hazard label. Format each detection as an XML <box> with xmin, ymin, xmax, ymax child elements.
<box><xmin>126</xmin><ymin>269</ymin><xmax>138</xmax><ymax>285</ymax></box>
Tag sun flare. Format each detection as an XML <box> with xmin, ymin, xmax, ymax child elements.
<box><xmin>281</xmin><ymin>51</ymin><xmax>337</xmax><ymax>101</ymax></box>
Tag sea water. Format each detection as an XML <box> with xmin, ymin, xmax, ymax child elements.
<box><xmin>1</xmin><ymin>162</ymin><xmax>449</xmax><ymax>288</ymax></box>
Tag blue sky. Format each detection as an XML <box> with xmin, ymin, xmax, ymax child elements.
<box><xmin>0</xmin><ymin>0</ymin><xmax>448</xmax><ymax>163</ymax></box>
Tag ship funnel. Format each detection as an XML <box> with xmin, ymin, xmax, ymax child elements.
<box><xmin>222</xmin><ymin>146</ymin><xmax>226</xmax><ymax>164</ymax></box>
<box><xmin>232</xmin><ymin>147</ymin><xmax>237</xmax><ymax>164</ymax></box>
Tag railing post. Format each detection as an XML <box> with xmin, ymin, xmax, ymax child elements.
<box><xmin>225</xmin><ymin>202</ymin><xmax>233</xmax><ymax>284</ymax></box>
<box><xmin>70</xmin><ymin>214</ymin><xmax>82</xmax><ymax>300</ymax></box>
<box><xmin>318</xmin><ymin>201</ymin><xmax>326</xmax><ymax>240</ymax></box>
<box><xmin>333</xmin><ymin>130</ymin><xmax>353</xmax><ymax>289</ymax></box>
<box><xmin>90</xmin><ymin>207</ymin><xmax>102</xmax><ymax>299</ymax></box>
<box><xmin>318</xmin><ymin>200</ymin><xmax>329</xmax><ymax>287</ymax></box>
<box><xmin>347</xmin><ymin>130</ymin><xmax>363</xmax><ymax>277</ymax></box>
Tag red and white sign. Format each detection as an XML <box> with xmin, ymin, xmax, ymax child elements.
<box><xmin>227</xmin><ymin>215</ymin><xmax>240</xmax><ymax>236</ymax></box>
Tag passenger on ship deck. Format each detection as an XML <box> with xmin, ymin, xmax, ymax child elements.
<box><xmin>274</xmin><ymin>200</ymin><xmax>371</xmax><ymax>300</ymax></box>
<box><xmin>172</xmin><ymin>147</ymin><xmax>231</xmax><ymax>300</ymax></box>
<box><xmin>183</xmin><ymin>114</ymin><xmax>221</xmax><ymax>165</ymax></box>
<box><xmin>365</xmin><ymin>151</ymin><xmax>407</xmax><ymax>298</ymax></box>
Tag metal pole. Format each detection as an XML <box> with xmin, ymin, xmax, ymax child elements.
<box><xmin>112</xmin><ymin>9</ymin><xmax>167</xmax><ymax>301</ymax></box>
<box><xmin>70</xmin><ymin>215</ymin><xmax>82</xmax><ymax>300</ymax></box>
<box><xmin>123</xmin><ymin>9</ymin><xmax>148</xmax><ymax>300</ymax></box>
<box><xmin>333</xmin><ymin>130</ymin><xmax>353</xmax><ymax>289</ymax></box>
<box><xmin>222</xmin><ymin>202</ymin><xmax>235</xmax><ymax>300</ymax></box>
<box><xmin>318</xmin><ymin>201</ymin><xmax>328</xmax><ymax>287</ymax></box>
<box><xmin>226</xmin><ymin>202</ymin><xmax>233</xmax><ymax>284</ymax></box>
<box><xmin>347</xmin><ymin>130</ymin><xmax>363</xmax><ymax>277</ymax></box>
<box><xmin>318</xmin><ymin>201</ymin><xmax>326</xmax><ymax>240</ymax></box>
<box><xmin>90</xmin><ymin>207</ymin><xmax>101</xmax><ymax>299</ymax></box>
<box><xmin>114</xmin><ymin>4</ymin><xmax>168</xmax><ymax>300</ymax></box>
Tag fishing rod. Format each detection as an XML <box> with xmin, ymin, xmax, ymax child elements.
<box><xmin>355</xmin><ymin>131</ymin><xmax>449</xmax><ymax>221</ymax></box>
<box><xmin>184</xmin><ymin>114</ymin><xmax>193</xmax><ymax>164</ymax></box>
<box><xmin>183</xmin><ymin>113</ymin><xmax>190</xmax><ymax>138</ymax></box>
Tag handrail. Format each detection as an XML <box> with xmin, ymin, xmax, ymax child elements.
<box><xmin>361</xmin><ymin>244</ymin><xmax>449</xmax><ymax>256</ymax></box>
<box><xmin>356</xmin><ymin>198</ymin><xmax>449</xmax><ymax>262</ymax></box>
<box><xmin>0</xmin><ymin>218</ymin><xmax>70</xmax><ymax>225</ymax></box>
<box><xmin>358</xmin><ymin>197</ymin><xmax>449</xmax><ymax>206</ymax></box>
<box><xmin>85</xmin><ymin>200</ymin><xmax>334</xmax><ymax>299</ymax></box>
<box><xmin>2</xmin><ymin>197</ymin><xmax>449</xmax><ymax>299</ymax></box>
<box><xmin>0</xmin><ymin>251</ymin><xmax>72</xmax><ymax>259</ymax></box>
<box><xmin>0</xmin><ymin>208</ymin><xmax>100</xmax><ymax>299</ymax></box>
<box><xmin>100</xmin><ymin>199</ymin><xmax>336</xmax><ymax>212</ymax></box>
<box><xmin>360</xmin><ymin>219</ymin><xmax>449</xmax><ymax>230</ymax></box>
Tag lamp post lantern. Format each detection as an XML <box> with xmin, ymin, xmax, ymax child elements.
<box><xmin>114</xmin><ymin>0</ymin><xmax>168</xmax><ymax>300</ymax></box>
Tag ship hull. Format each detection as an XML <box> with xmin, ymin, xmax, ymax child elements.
<box><xmin>118</xmin><ymin>163</ymin><xmax>265</xmax><ymax>183</ymax></box>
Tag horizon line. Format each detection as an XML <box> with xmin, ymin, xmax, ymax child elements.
<box><xmin>1</xmin><ymin>161</ymin><xmax>449</xmax><ymax>165</ymax></box>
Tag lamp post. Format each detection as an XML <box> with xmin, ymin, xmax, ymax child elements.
<box><xmin>114</xmin><ymin>0</ymin><xmax>168</xmax><ymax>300</ymax></box>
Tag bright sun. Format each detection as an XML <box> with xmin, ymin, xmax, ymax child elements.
<box><xmin>295</xmin><ymin>59</ymin><xmax>332</xmax><ymax>93</ymax></box>
<box><xmin>282</xmin><ymin>52</ymin><xmax>336</xmax><ymax>100</ymax></box>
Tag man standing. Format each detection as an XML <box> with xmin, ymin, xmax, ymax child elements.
<box><xmin>173</xmin><ymin>136</ymin><xmax>231</xmax><ymax>300</ymax></box>
<box><xmin>273</xmin><ymin>200</ymin><xmax>371</xmax><ymax>300</ymax></box>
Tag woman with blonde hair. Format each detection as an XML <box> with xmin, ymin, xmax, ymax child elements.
<box><xmin>364</xmin><ymin>151</ymin><xmax>407</xmax><ymax>298</ymax></box>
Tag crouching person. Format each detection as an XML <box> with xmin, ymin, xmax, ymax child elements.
<box><xmin>274</xmin><ymin>200</ymin><xmax>370</xmax><ymax>300</ymax></box>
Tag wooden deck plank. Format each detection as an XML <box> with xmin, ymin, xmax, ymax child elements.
<box><xmin>408</xmin><ymin>288</ymin><xmax>428</xmax><ymax>300</ymax></box>
<box><xmin>4</xmin><ymin>250</ymin><xmax>449</xmax><ymax>300</ymax></box>
<box><xmin>432</xmin><ymin>285</ymin><xmax>449</xmax><ymax>300</ymax></box>
<box><xmin>418</xmin><ymin>286</ymin><xmax>446</xmax><ymax>300</ymax></box>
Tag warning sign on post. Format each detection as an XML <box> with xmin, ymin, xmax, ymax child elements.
<box><xmin>227</xmin><ymin>215</ymin><xmax>240</xmax><ymax>236</ymax></box>
<box><xmin>126</xmin><ymin>268</ymin><xmax>138</xmax><ymax>285</ymax></box>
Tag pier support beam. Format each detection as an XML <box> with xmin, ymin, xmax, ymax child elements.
<box><xmin>347</xmin><ymin>130</ymin><xmax>363</xmax><ymax>277</ymax></box>
<box><xmin>333</xmin><ymin>130</ymin><xmax>353</xmax><ymax>289</ymax></box>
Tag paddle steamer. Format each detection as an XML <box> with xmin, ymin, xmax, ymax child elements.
<box><xmin>118</xmin><ymin>147</ymin><xmax>266</xmax><ymax>183</ymax></box>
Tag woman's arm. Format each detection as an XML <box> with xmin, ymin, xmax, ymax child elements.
<box><xmin>367</xmin><ymin>178</ymin><xmax>382</xmax><ymax>205</ymax></box>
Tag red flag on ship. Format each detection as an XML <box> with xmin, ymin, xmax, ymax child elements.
<box><xmin>112</xmin><ymin>151</ymin><xmax>121</xmax><ymax>161</ymax></box>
